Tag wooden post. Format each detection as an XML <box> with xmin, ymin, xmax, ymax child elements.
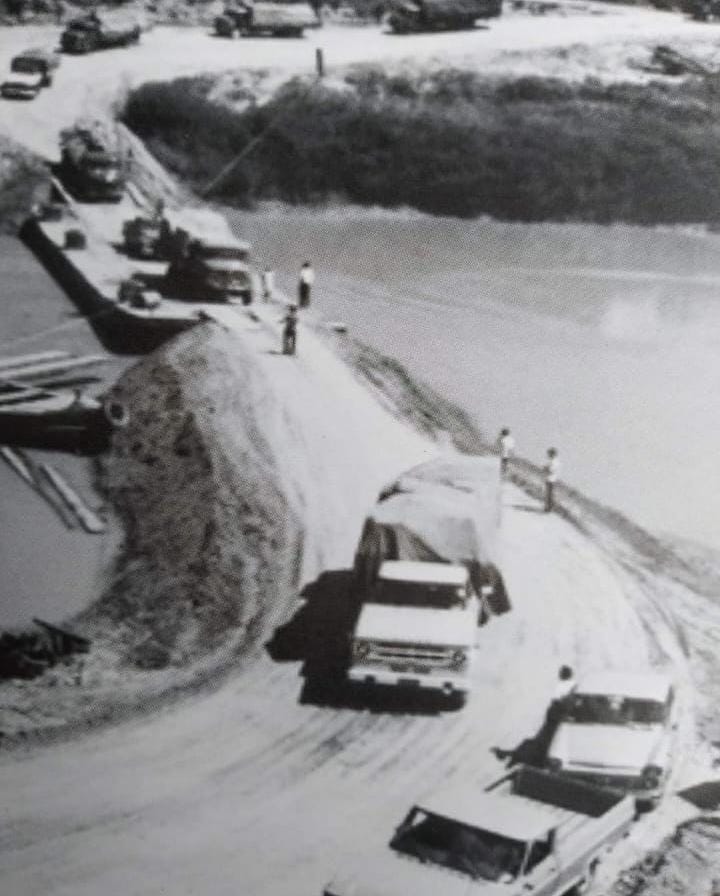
<box><xmin>316</xmin><ymin>47</ymin><xmax>324</xmax><ymax>79</ymax></box>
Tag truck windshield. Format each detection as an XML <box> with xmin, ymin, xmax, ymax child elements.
<box><xmin>391</xmin><ymin>810</ymin><xmax>525</xmax><ymax>882</ymax></box>
<box><xmin>565</xmin><ymin>694</ymin><xmax>667</xmax><ymax>725</ymax></box>
<box><xmin>373</xmin><ymin>579</ymin><xmax>466</xmax><ymax>609</ymax></box>
<box><xmin>195</xmin><ymin>245</ymin><xmax>249</xmax><ymax>261</ymax></box>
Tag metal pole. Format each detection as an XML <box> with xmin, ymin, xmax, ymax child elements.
<box><xmin>316</xmin><ymin>48</ymin><xmax>324</xmax><ymax>78</ymax></box>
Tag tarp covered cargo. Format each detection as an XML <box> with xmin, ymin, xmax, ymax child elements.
<box><xmin>68</xmin><ymin>10</ymin><xmax>143</xmax><ymax>30</ymax></box>
<box><xmin>394</xmin><ymin>0</ymin><xmax>486</xmax><ymax>16</ymax></box>
<box><xmin>249</xmin><ymin>2</ymin><xmax>318</xmax><ymax>26</ymax></box>
<box><xmin>354</xmin><ymin>456</ymin><xmax>505</xmax><ymax>606</ymax></box>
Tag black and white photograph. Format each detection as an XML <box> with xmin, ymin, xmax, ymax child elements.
<box><xmin>2</xmin><ymin>0</ymin><xmax>720</xmax><ymax>893</ymax></box>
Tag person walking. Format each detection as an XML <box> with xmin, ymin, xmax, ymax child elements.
<box><xmin>543</xmin><ymin>447</ymin><xmax>560</xmax><ymax>512</ymax></box>
<box><xmin>497</xmin><ymin>427</ymin><xmax>515</xmax><ymax>478</ymax></box>
<box><xmin>281</xmin><ymin>304</ymin><xmax>299</xmax><ymax>355</ymax></box>
<box><xmin>298</xmin><ymin>261</ymin><xmax>315</xmax><ymax>308</ymax></box>
<box><xmin>261</xmin><ymin>267</ymin><xmax>275</xmax><ymax>303</ymax></box>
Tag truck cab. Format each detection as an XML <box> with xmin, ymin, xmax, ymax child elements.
<box><xmin>348</xmin><ymin>559</ymin><xmax>479</xmax><ymax>699</ymax></box>
<box><xmin>545</xmin><ymin>670</ymin><xmax>676</xmax><ymax>809</ymax></box>
<box><xmin>163</xmin><ymin>238</ymin><xmax>254</xmax><ymax>304</ymax></box>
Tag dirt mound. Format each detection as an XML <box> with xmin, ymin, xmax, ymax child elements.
<box><xmin>91</xmin><ymin>322</ymin><xmax>304</xmax><ymax>669</ymax></box>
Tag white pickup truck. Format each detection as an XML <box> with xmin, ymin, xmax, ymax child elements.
<box><xmin>324</xmin><ymin>766</ymin><xmax>635</xmax><ymax>896</ymax></box>
<box><xmin>349</xmin><ymin>559</ymin><xmax>481</xmax><ymax>698</ymax></box>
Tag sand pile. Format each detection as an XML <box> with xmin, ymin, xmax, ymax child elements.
<box><xmin>91</xmin><ymin>322</ymin><xmax>305</xmax><ymax>671</ymax></box>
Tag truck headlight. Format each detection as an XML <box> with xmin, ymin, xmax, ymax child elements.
<box><xmin>449</xmin><ymin>648</ymin><xmax>468</xmax><ymax>670</ymax></box>
<box><xmin>352</xmin><ymin>640</ymin><xmax>370</xmax><ymax>662</ymax></box>
<box><xmin>641</xmin><ymin>764</ymin><xmax>663</xmax><ymax>789</ymax></box>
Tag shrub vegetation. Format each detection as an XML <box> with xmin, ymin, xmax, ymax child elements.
<box><xmin>123</xmin><ymin>68</ymin><xmax>720</xmax><ymax>224</ymax></box>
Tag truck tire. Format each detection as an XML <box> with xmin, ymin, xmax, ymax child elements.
<box><xmin>215</xmin><ymin>15</ymin><xmax>235</xmax><ymax>36</ymax></box>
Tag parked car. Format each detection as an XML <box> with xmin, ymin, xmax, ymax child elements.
<box><xmin>1</xmin><ymin>48</ymin><xmax>60</xmax><ymax>100</ymax></box>
<box><xmin>545</xmin><ymin>670</ymin><xmax>676</xmax><ymax>809</ymax></box>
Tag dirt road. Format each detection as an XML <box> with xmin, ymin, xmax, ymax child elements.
<box><xmin>1</xmin><ymin>7</ymin><xmax>718</xmax><ymax>158</ymax></box>
<box><xmin>0</xmin><ymin>302</ymin><xmax>703</xmax><ymax>895</ymax></box>
<box><xmin>1</xmin><ymin>8</ymin><xmax>718</xmax><ymax>894</ymax></box>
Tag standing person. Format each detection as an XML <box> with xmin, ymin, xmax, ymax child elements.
<box><xmin>497</xmin><ymin>427</ymin><xmax>515</xmax><ymax>478</ymax></box>
<box><xmin>544</xmin><ymin>447</ymin><xmax>560</xmax><ymax>512</ymax></box>
<box><xmin>261</xmin><ymin>267</ymin><xmax>275</xmax><ymax>303</ymax></box>
<box><xmin>298</xmin><ymin>261</ymin><xmax>315</xmax><ymax>308</ymax></box>
<box><xmin>282</xmin><ymin>304</ymin><xmax>299</xmax><ymax>355</ymax></box>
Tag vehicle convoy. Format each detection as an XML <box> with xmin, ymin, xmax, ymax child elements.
<box><xmin>59</xmin><ymin>122</ymin><xmax>126</xmax><ymax>202</ymax></box>
<box><xmin>163</xmin><ymin>233</ymin><xmax>255</xmax><ymax>304</ymax></box>
<box><xmin>387</xmin><ymin>0</ymin><xmax>502</xmax><ymax>33</ymax></box>
<box><xmin>545</xmin><ymin>671</ymin><xmax>676</xmax><ymax>809</ymax></box>
<box><xmin>61</xmin><ymin>11</ymin><xmax>141</xmax><ymax>54</ymax></box>
<box><xmin>1</xmin><ymin>48</ymin><xmax>59</xmax><ymax>100</ymax></box>
<box><xmin>214</xmin><ymin>1</ymin><xmax>318</xmax><ymax>37</ymax></box>
<box><xmin>349</xmin><ymin>455</ymin><xmax>507</xmax><ymax>699</ymax></box>
<box><xmin>324</xmin><ymin>766</ymin><xmax>635</xmax><ymax>896</ymax></box>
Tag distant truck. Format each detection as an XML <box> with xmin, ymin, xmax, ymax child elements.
<box><xmin>214</xmin><ymin>2</ymin><xmax>319</xmax><ymax>37</ymax></box>
<box><xmin>1</xmin><ymin>48</ymin><xmax>59</xmax><ymax>100</ymax></box>
<box><xmin>349</xmin><ymin>456</ymin><xmax>508</xmax><ymax>700</ymax></box>
<box><xmin>388</xmin><ymin>0</ymin><xmax>502</xmax><ymax>32</ymax></box>
<box><xmin>324</xmin><ymin>766</ymin><xmax>635</xmax><ymax>896</ymax></box>
<box><xmin>59</xmin><ymin>123</ymin><xmax>126</xmax><ymax>203</ymax></box>
<box><xmin>545</xmin><ymin>670</ymin><xmax>677</xmax><ymax>810</ymax></box>
<box><xmin>163</xmin><ymin>234</ymin><xmax>255</xmax><ymax>304</ymax></box>
<box><xmin>122</xmin><ymin>214</ymin><xmax>174</xmax><ymax>260</ymax></box>
<box><xmin>61</xmin><ymin>11</ymin><xmax>141</xmax><ymax>54</ymax></box>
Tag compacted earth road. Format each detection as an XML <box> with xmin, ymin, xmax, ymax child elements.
<box><xmin>1</xmin><ymin>7</ymin><xmax>720</xmax><ymax>895</ymax></box>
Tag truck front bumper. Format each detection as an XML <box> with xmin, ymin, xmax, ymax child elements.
<box><xmin>348</xmin><ymin>663</ymin><xmax>469</xmax><ymax>696</ymax></box>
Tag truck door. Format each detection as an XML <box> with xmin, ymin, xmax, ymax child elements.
<box><xmin>516</xmin><ymin>834</ymin><xmax>562</xmax><ymax>896</ymax></box>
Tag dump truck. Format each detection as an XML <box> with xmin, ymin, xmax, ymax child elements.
<box><xmin>324</xmin><ymin>766</ymin><xmax>635</xmax><ymax>896</ymax></box>
<box><xmin>1</xmin><ymin>48</ymin><xmax>59</xmax><ymax>100</ymax></box>
<box><xmin>214</xmin><ymin>1</ymin><xmax>319</xmax><ymax>37</ymax></box>
<box><xmin>388</xmin><ymin>0</ymin><xmax>501</xmax><ymax>32</ymax></box>
<box><xmin>163</xmin><ymin>233</ymin><xmax>255</xmax><ymax>304</ymax></box>
<box><xmin>61</xmin><ymin>11</ymin><xmax>141</xmax><ymax>53</ymax></box>
<box><xmin>59</xmin><ymin>122</ymin><xmax>126</xmax><ymax>202</ymax></box>
<box><xmin>349</xmin><ymin>455</ymin><xmax>508</xmax><ymax>700</ymax></box>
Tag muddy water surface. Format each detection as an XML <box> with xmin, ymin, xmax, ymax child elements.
<box><xmin>0</xmin><ymin>237</ymin><xmax>127</xmax><ymax>629</ymax></box>
<box><xmin>231</xmin><ymin>209</ymin><xmax>720</xmax><ymax>548</ymax></box>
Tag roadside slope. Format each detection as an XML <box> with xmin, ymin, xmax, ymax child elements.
<box><xmin>0</xmin><ymin>303</ymin><xmax>703</xmax><ymax>896</ymax></box>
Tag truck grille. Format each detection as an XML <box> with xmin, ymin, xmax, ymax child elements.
<box><xmin>366</xmin><ymin>642</ymin><xmax>454</xmax><ymax>669</ymax></box>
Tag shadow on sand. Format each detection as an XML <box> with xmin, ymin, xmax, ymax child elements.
<box><xmin>265</xmin><ymin>569</ymin><xmax>463</xmax><ymax>714</ymax></box>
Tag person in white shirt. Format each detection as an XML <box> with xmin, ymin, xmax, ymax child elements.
<box><xmin>261</xmin><ymin>267</ymin><xmax>274</xmax><ymax>302</ymax></box>
<box><xmin>298</xmin><ymin>261</ymin><xmax>315</xmax><ymax>308</ymax></box>
<box><xmin>497</xmin><ymin>427</ymin><xmax>515</xmax><ymax>478</ymax></box>
<box><xmin>544</xmin><ymin>447</ymin><xmax>560</xmax><ymax>512</ymax></box>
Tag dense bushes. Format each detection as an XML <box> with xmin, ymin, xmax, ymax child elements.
<box><xmin>123</xmin><ymin>68</ymin><xmax>720</xmax><ymax>224</ymax></box>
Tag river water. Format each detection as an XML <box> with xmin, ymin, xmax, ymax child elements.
<box><xmin>230</xmin><ymin>207</ymin><xmax>720</xmax><ymax>549</ymax></box>
<box><xmin>0</xmin><ymin>237</ymin><xmax>126</xmax><ymax>629</ymax></box>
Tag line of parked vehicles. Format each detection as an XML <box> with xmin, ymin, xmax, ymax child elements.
<box><xmin>323</xmin><ymin>454</ymin><xmax>678</xmax><ymax>895</ymax></box>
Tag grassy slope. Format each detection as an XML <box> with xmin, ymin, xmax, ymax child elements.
<box><xmin>0</xmin><ymin>135</ymin><xmax>49</xmax><ymax>233</ymax></box>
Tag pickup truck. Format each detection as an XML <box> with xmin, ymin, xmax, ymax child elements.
<box><xmin>348</xmin><ymin>456</ymin><xmax>508</xmax><ymax>702</ymax></box>
<box><xmin>324</xmin><ymin>766</ymin><xmax>634</xmax><ymax>896</ymax></box>
<box><xmin>349</xmin><ymin>559</ymin><xmax>481</xmax><ymax>700</ymax></box>
<box><xmin>1</xmin><ymin>49</ymin><xmax>59</xmax><ymax>100</ymax></box>
<box><xmin>545</xmin><ymin>670</ymin><xmax>677</xmax><ymax>810</ymax></box>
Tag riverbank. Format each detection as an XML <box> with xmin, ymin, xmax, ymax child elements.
<box><xmin>124</xmin><ymin>66</ymin><xmax>720</xmax><ymax>223</ymax></box>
